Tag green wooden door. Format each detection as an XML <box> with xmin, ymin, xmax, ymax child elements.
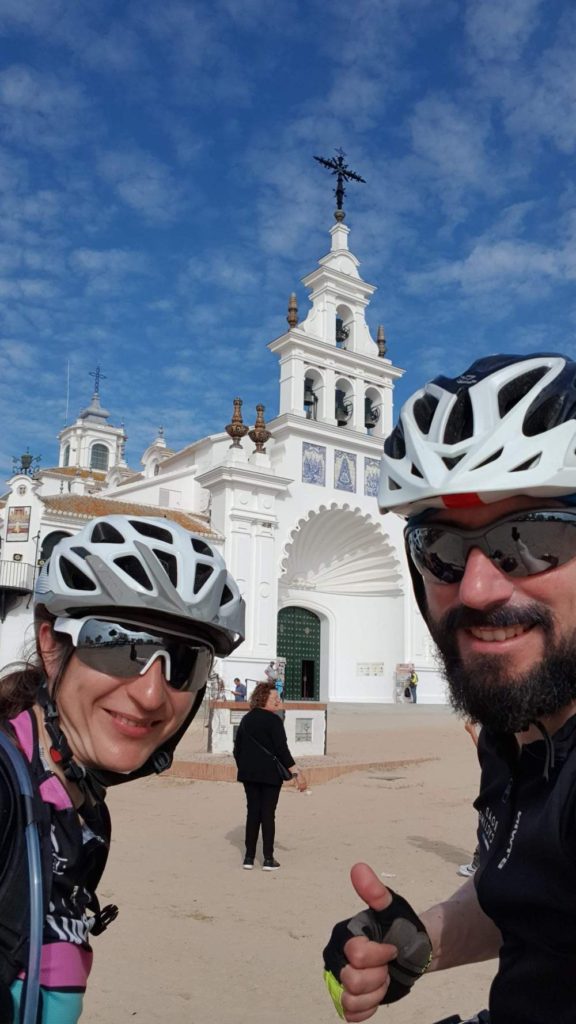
<box><xmin>277</xmin><ymin>607</ymin><xmax>321</xmax><ymax>701</ymax></box>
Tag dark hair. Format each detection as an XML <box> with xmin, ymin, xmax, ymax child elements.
<box><xmin>249</xmin><ymin>682</ymin><xmax>276</xmax><ymax>709</ymax></box>
<box><xmin>0</xmin><ymin>605</ymin><xmax>73</xmax><ymax>718</ymax></box>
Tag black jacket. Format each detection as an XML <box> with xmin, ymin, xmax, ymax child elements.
<box><xmin>475</xmin><ymin>717</ymin><xmax>576</xmax><ymax>1024</ymax></box>
<box><xmin>233</xmin><ymin>707</ymin><xmax>295</xmax><ymax>785</ymax></box>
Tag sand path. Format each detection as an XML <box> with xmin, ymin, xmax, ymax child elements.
<box><xmin>84</xmin><ymin>705</ymin><xmax>495</xmax><ymax>1024</ymax></box>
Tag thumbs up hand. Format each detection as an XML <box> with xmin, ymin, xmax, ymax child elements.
<box><xmin>323</xmin><ymin>864</ymin><xmax>432</xmax><ymax>1021</ymax></box>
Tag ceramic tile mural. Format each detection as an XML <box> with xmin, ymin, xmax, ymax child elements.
<box><xmin>364</xmin><ymin>457</ymin><xmax>381</xmax><ymax>497</ymax></box>
<box><xmin>302</xmin><ymin>442</ymin><xmax>326</xmax><ymax>485</ymax></box>
<box><xmin>335</xmin><ymin>449</ymin><xmax>356</xmax><ymax>492</ymax></box>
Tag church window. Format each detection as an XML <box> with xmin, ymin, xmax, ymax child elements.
<box><xmin>303</xmin><ymin>378</ymin><xmax>318</xmax><ymax>420</ymax></box>
<box><xmin>90</xmin><ymin>443</ymin><xmax>109</xmax><ymax>471</ymax></box>
<box><xmin>335</xmin><ymin>317</ymin><xmax>349</xmax><ymax>348</ymax></box>
<box><xmin>63</xmin><ymin>444</ymin><xmax>70</xmax><ymax>468</ymax></box>
<box><xmin>335</xmin><ymin>388</ymin><xmax>352</xmax><ymax>426</ymax></box>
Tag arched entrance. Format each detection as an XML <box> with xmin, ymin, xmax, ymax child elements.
<box><xmin>277</xmin><ymin>607</ymin><xmax>320</xmax><ymax>701</ymax></box>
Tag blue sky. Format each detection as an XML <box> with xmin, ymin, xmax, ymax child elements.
<box><xmin>2</xmin><ymin>0</ymin><xmax>576</xmax><ymax>476</ymax></box>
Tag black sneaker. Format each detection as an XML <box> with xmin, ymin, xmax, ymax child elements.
<box><xmin>262</xmin><ymin>858</ymin><xmax>280</xmax><ymax>871</ymax></box>
<box><xmin>243</xmin><ymin>855</ymin><xmax>255</xmax><ymax>870</ymax></box>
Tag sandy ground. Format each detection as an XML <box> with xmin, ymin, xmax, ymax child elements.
<box><xmin>83</xmin><ymin>704</ymin><xmax>495</xmax><ymax>1024</ymax></box>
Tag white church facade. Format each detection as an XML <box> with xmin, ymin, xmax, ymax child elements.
<box><xmin>0</xmin><ymin>216</ymin><xmax>446</xmax><ymax>703</ymax></box>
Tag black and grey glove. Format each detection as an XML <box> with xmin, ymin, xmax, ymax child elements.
<box><xmin>323</xmin><ymin>888</ymin><xmax>432</xmax><ymax>1016</ymax></box>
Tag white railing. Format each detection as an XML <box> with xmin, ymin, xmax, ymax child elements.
<box><xmin>0</xmin><ymin>560</ymin><xmax>35</xmax><ymax>591</ymax></box>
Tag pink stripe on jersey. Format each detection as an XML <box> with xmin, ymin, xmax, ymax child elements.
<box><xmin>10</xmin><ymin>710</ymin><xmax>72</xmax><ymax>810</ymax></box>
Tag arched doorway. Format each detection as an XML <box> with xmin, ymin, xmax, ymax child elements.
<box><xmin>277</xmin><ymin>607</ymin><xmax>320</xmax><ymax>701</ymax></box>
<box><xmin>39</xmin><ymin>530</ymin><xmax>72</xmax><ymax>565</ymax></box>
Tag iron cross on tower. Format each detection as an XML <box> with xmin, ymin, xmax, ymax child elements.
<box><xmin>314</xmin><ymin>148</ymin><xmax>366</xmax><ymax>221</ymax></box>
<box><xmin>89</xmin><ymin>365</ymin><xmax>107</xmax><ymax>395</ymax></box>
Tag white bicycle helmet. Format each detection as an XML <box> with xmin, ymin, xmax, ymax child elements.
<box><xmin>379</xmin><ymin>353</ymin><xmax>576</xmax><ymax>518</ymax></box>
<box><xmin>34</xmin><ymin>515</ymin><xmax>245</xmax><ymax>793</ymax></box>
<box><xmin>35</xmin><ymin>515</ymin><xmax>245</xmax><ymax>656</ymax></box>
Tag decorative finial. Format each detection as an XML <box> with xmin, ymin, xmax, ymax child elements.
<box><xmin>314</xmin><ymin>148</ymin><xmax>366</xmax><ymax>222</ymax></box>
<box><xmin>249</xmin><ymin>404</ymin><xmax>272</xmax><ymax>454</ymax></box>
<box><xmin>287</xmin><ymin>292</ymin><xmax>298</xmax><ymax>328</ymax></box>
<box><xmin>89</xmin><ymin>365</ymin><xmax>107</xmax><ymax>396</ymax></box>
<box><xmin>225</xmin><ymin>397</ymin><xmax>250</xmax><ymax>448</ymax></box>
<box><xmin>377</xmin><ymin>325</ymin><xmax>387</xmax><ymax>358</ymax></box>
<box><xmin>158</xmin><ymin>425</ymin><xmax>164</xmax><ymax>439</ymax></box>
<box><xmin>12</xmin><ymin>447</ymin><xmax>41</xmax><ymax>477</ymax></box>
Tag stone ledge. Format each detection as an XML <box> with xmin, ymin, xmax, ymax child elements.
<box><xmin>167</xmin><ymin>756</ymin><xmax>435</xmax><ymax>785</ymax></box>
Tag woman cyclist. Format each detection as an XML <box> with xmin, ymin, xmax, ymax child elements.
<box><xmin>0</xmin><ymin>514</ymin><xmax>245</xmax><ymax>1023</ymax></box>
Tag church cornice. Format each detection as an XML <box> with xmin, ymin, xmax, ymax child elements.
<box><xmin>267</xmin><ymin>413</ymin><xmax>386</xmax><ymax>454</ymax></box>
<box><xmin>195</xmin><ymin>462</ymin><xmax>292</xmax><ymax>493</ymax></box>
<box><xmin>268</xmin><ymin>330</ymin><xmax>403</xmax><ymax>380</ymax></box>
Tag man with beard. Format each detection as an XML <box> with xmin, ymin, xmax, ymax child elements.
<box><xmin>323</xmin><ymin>353</ymin><xmax>576</xmax><ymax>1024</ymax></box>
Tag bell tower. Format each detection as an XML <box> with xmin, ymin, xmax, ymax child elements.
<box><xmin>57</xmin><ymin>367</ymin><xmax>127</xmax><ymax>474</ymax></box>
<box><xmin>270</xmin><ymin>221</ymin><xmax>400</xmax><ymax>438</ymax></box>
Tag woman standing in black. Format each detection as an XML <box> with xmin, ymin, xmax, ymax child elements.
<box><xmin>233</xmin><ymin>682</ymin><xmax>307</xmax><ymax>870</ymax></box>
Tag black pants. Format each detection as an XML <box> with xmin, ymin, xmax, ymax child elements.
<box><xmin>242</xmin><ymin>782</ymin><xmax>282</xmax><ymax>859</ymax></box>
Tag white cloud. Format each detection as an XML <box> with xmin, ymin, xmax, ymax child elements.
<box><xmin>465</xmin><ymin>0</ymin><xmax>544</xmax><ymax>62</ymax></box>
<box><xmin>97</xmin><ymin>148</ymin><xmax>187</xmax><ymax>222</ymax></box>
<box><xmin>0</xmin><ymin>64</ymin><xmax>94</xmax><ymax>150</ymax></box>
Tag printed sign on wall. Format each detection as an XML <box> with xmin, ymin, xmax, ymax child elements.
<box><xmin>7</xmin><ymin>506</ymin><xmax>31</xmax><ymax>542</ymax></box>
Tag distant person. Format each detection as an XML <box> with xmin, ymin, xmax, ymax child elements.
<box><xmin>274</xmin><ymin>677</ymin><xmax>284</xmax><ymax>699</ymax></box>
<box><xmin>408</xmin><ymin>668</ymin><xmax>418</xmax><ymax>703</ymax></box>
<box><xmin>233</xmin><ymin>682</ymin><xmax>307</xmax><ymax>870</ymax></box>
<box><xmin>233</xmin><ymin>677</ymin><xmax>247</xmax><ymax>702</ymax></box>
<box><xmin>264</xmin><ymin>661</ymin><xmax>276</xmax><ymax>683</ymax></box>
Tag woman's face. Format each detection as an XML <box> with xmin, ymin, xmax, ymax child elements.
<box><xmin>264</xmin><ymin>688</ymin><xmax>282</xmax><ymax>712</ymax></box>
<box><xmin>39</xmin><ymin>624</ymin><xmax>195</xmax><ymax>774</ymax></box>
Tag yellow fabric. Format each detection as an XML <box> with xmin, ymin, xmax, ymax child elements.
<box><xmin>324</xmin><ymin>969</ymin><xmax>345</xmax><ymax>1019</ymax></box>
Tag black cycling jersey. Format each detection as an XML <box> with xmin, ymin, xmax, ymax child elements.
<box><xmin>474</xmin><ymin>715</ymin><xmax>576</xmax><ymax>1024</ymax></box>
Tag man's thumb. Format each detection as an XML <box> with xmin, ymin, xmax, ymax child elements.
<box><xmin>350</xmin><ymin>862</ymin><xmax>393</xmax><ymax>913</ymax></box>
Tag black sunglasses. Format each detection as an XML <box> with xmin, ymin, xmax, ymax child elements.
<box><xmin>55</xmin><ymin>618</ymin><xmax>214</xmax><ymax>693</ymax></box>
<box><xmin>405</xmin><ymin>509</ymin><xmax>576</xmax><ymax>585</ymax></box>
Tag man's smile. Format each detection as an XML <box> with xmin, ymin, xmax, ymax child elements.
<box><xmin>467</xmin><ymin>624</ymin><xmax>533</xmax><ymax>643</ymax></box>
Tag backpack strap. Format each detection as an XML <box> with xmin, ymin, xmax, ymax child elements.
<box><xmin>0</xmin><ymin>715</ymin><xmax>52</xmax><ymax>993</ymax></box>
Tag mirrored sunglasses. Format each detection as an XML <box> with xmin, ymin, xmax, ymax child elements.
<box><xmin>54</xmin><ymin>618</ymin><xmax>214</xmax><ymax>693</ymax></box>
<box><xmin>405</xmin><ymin>509</ymin><xmax>576</xmax><ymax>585</ymax></box>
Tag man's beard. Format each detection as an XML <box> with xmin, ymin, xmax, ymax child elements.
<box><xmin>429</xmin><ymin>603</ymin><xmax>576</xmax><ymax>732</ymax></box>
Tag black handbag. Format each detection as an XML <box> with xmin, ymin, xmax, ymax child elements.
<box><xmin>246</xmin><ymin>734</ymin><xmax>293</xmax><ymax>782</ymax></box>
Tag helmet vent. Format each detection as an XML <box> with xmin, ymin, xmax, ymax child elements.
<box><xmin>114</xmin><ymin>555</ymin><xmax>153</xmax><ymax>591</ymax></box>
<box><xmin>498</xmin><ymin>367</ymin><xmax>548</xmax><ymax>418</ymax></box>
<box><xmin>443</xmin><ymin>391</ymin><xmax>473</xmax><ymax>443</ymax></box>
<box><xmin>153</xmin><ymin>549</ymin><xmax>178</xmax><ymax>586</ymax></box>
<box><xmin>410</xmin><ymin>464</ymin><xmax>424</xmax><ymax>478</ymax></box>
<box><xmin>523</xmin><ymin>395</ymin><xmax>564</xmax><ymax>437</ymax></box>
<box><xmin>191</xmin><ymin>538</ymin><xmax>213</xmax><ymax>556</ymax></box>
<box><xmin>442</xmin><ymin>455</ymin><xmax>465</xmax><ymax>470</ymax></box>
<box><xmin>472</xmin><ymin>448</ymin><xmax>503</xmax><ymax>470</ymax></box>
<box><xmin>129</xmin><ymin>520</ymin><xmax>173</xmax><ymax>544</ymax></box>
<box><xmin>388</xmin><ymin>476</ymin><xmax>401</xmax><ymax>491</ymax></box>
<box><xmin>220</xmin><ymin>584</ymin><xmax>233</xmax><ymax>606</ymax></box>
<box><xmin>91</xmin><ymin>522</ymin><xmax>125</xmax><ymax>544</ymax></box>
<box><xmin>59</xmin><ymin>556</ymin><xmax>97</xmax><ymax>592</ymax></box>
<box><xmin>511</xmin><ymin>454</ymin><xmax>541</xmax><ymax>472</ymax></box>
<box><xmin>413</xmin><ymin>394</ymin><xmax>439</xmax><ymax>435</ymax></box>
<box><xmin>193</xmin><ymin>563</ymin><xmax>214</xmax><ymax>594</ymax></box>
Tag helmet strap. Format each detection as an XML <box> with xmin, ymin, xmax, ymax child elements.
<box><xmin>37</xmin><ymin>680</ymin><xmax>106</xmax><ymax>803</ymax></box>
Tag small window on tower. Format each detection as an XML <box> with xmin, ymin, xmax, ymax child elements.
<box><xmin>90</xmin><ymin>443</ymin><xmax>109</xmax><ymax>471</ymax></box>
<box><xmin>63</xmin><ymin>444</ymin><xmax>70</xmax><ymax>468</ymax></box>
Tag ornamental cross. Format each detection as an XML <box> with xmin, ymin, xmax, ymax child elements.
<box><xmin>314</xmin><ymin>148</ymin><xmax>366</xmax><ymax>213</ymax></box>
<box><xmin>89</xmin><ymin>365</ymin><xmax>107</xmax><ymax>395</ymax></box>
